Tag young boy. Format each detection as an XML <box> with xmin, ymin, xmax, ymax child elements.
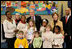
<box><xmin>33</xmin><ymin>31</ymin><xmax>42</xmax><ymax>48</ymax></box>
<box><xmin>14</xmin><ymin>31</ymin><xmax>28</xmax><ymax>48</ymax></box>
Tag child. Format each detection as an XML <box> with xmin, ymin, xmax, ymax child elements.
<box><xmin>40</xmin><ymin>19</ymin><xmax>48</xmax><ymax>35</ymax></box>
<box><xmin>17</xmin><ymin>15</ymin><xmax>28</xmax><ymax>35</ymax></box>
<box><xmin>33</xmin><ymin>31</ymin><xmax>42</xmax><ymax>48</ymax></box>
<box><xmin>14</xmin><ymin>31</ymin><xmax>28</xmax><ymax>48</ymax></box>
<box><xmin>42</xmin><ymin>25</ymin><xmax>53</xmax><ymax>48</ymax></box>
<box><xmin>26</xmin><ymin>19</ymin><xmax>37</xmax><ymax>48</ymax></box>
<box><xmin>52</xmin><ymin>26</ymin><xmax>64</xmax><ymax>48</ymax></box>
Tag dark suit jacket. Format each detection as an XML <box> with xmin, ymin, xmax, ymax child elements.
<box><xmin>61</xmin><ymin>16</ymin><xmax>71</xmax><ymax>36</ymax></box>
<box><xmin>27</xmin><ymin>15</ymin><xmax>42</xmax><ymax>31</ymax></box>
<box><xmin>61</xmin><ymin>16</ymin><xmax>71</xmax><ymax>42</ymax></box>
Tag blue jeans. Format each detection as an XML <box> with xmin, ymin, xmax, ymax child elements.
<box><xmin>27</xmin><ymin>39</ymin><xmax>33</xmax><ymax>48</ymax></box>
<box><xmin>1</xmin><ymin>42</ymin><xmax>8</xmax><ymax>48</ymax></box>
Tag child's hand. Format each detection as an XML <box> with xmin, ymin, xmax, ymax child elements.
<box><xmin>55</xmin><ymin>44</ymin><xmax>59</xmax><ymax>47</ymax></box>
<box><xmin>45</xmin><ymin>37</ymin><xmax>48</xmax><ymax>41</ymax></box>
<box><xmin>70</xmin><ymin>36</ymin><xmax>71</xmax><ymax>40</ymax></box>
<box><xmin>24</xmin><ymin>31</ymin><xmax>27</xmax><ymax>35</ymax></box>
<box><xmin>53</xmin><ymin>44</ymin><xmax>59</xmax><ymax>47</ymax></box>
<box><xmin>25</xmin><ymin>31</ymin><xmax>27</xmax><ymax>33</ymax></box>
<box><xmin>29</xmin><ymin>40</ymin><xmax>32</xmax><ymax>44</ymax></box>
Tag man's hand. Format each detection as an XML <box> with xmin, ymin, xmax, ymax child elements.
<box><xmin>70</xmin><ymin>36</ymin><xmax>71</xmax><ymax>40</ymax></box>
<box><xmin>65</xmin><ymin>33</ymin><xmax>68</xmax><ymax>36</ymax></box>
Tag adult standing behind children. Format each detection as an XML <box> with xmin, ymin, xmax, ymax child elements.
<box><xmin>50</xmin><ymin>13</ymin><xmax>64</xmax><ymax>35</ymax></box>
<box><xmin>15</xmin><ymin>13</ymin><xmax>21</xmax><ymax>26</ymax></box>
<box><xmin>60</xmin><ymin>8</ymin><xmax>71</xmax><ymax>48</ymax></box>
<box><xmin>27</xmin><ymin>9</ymin><xmax>42</xmax><ymax>31</ymax></box>
<box><xmin>3</xmin><ymin>11</ymin><xmax>18</xmax><ymax>48</ymax></box>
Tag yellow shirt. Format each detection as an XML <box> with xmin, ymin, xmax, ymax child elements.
<box><xmin>14</xmin><ymin>38</ymin><xmax>28</xmax><ymax>48</ymax></box>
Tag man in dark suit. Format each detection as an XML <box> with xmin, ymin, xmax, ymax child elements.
<box><xmin>61</xmin><ymin>8</ymin><xmax>71</xmax><ymax>48</ymax></box>
<box><xmin>27</xmin><ymin>9</ymin><xmax>42</xmax><ymax>31</ymax></box>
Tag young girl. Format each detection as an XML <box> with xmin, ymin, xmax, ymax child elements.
<box><xmin>52</xmin><ymin>26</ymin><xmax>64</xmax><ymax>48</ymax></box>
<box><xmin>40</xmin><ymin>19</ymin><xmax>48</xmax><ymax>35</ymax></box>
<box><xmin>33</xmin><ymin>31</ymin><xmax>42</xmax><ymax>48</ymax></box>
<box><xmin>17</xmin><ymin>15</ymin><xmax>28</xmax><ymax>36</ymax></box>
<box><xmin>42</xmin><ymin>25</ymin><xmax>53</xmax><ymax>48</ymax></box>
<box><xmin>26</xmin><ymin>19</ymin><xmax>37</xmax><ymax>48</ymax></box>
<box><xmin>14</xmin><ymin>31</ymin><xmax>28</xmax><ymax>48</ymax></box>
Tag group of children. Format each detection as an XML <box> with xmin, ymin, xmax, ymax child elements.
<box><xmin>14</xmin><ymin>15</ymin><xmax>64</xmax><ymax>48</ymax></box>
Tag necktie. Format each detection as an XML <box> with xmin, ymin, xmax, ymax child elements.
<box><xmin>32</xmin><ymin>17</ymin><xmax>34</xmax><ymax>21</ymax></box>
<box><xmin>66</xmin><ymin>17</ymin><xmax>67</xmax><ymax>24</ymax></box>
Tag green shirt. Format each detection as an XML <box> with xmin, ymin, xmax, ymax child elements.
<box><xmin>33</xmin><ymin>37</ymin><xmax>42</xmax><ymax>48</ymax></box>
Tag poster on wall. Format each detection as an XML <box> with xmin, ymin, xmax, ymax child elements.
<box><xmin>1</xmin><ymin>1</ymin><xmax>58</xmax><ymax>15</ymax></box>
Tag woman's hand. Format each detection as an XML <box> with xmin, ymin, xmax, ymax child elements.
<box><xmin>14</xmin><ymin>29</ymin><xmax>19</xmax><ymax>33</ymax></box>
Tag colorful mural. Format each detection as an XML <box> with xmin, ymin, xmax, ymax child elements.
<box><xmin>1</xmin><ymin>1</ymin><xmax>58</xmax><ymax>15</ymax></box>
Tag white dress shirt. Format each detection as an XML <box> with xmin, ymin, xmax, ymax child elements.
<box><xmin>31</xmin><ymin>16</ymin><xmax>35</xmax><ymax>21</ymax></box>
